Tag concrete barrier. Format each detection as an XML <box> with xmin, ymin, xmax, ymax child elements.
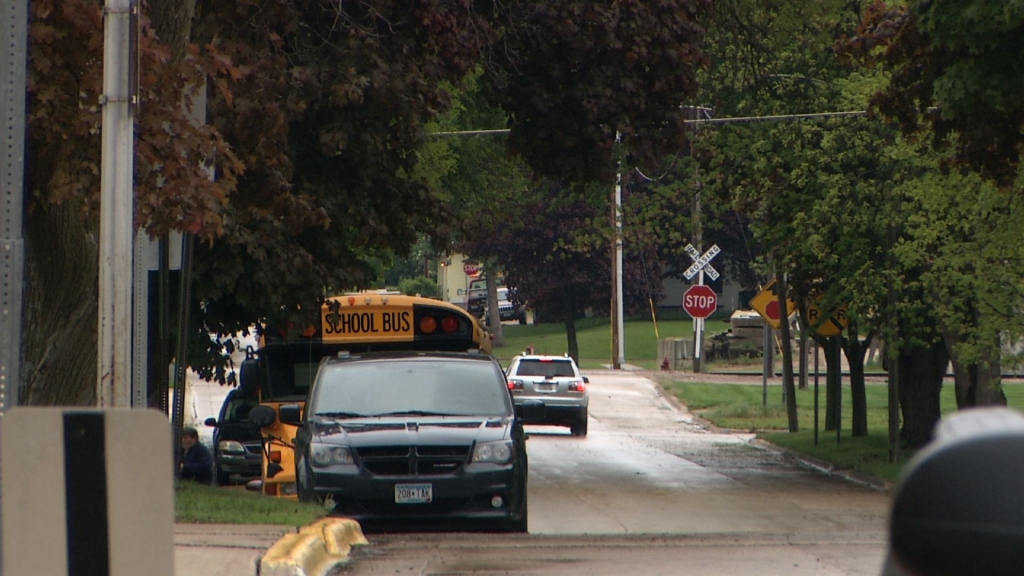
<box><xmin>259</xmin><ymin>518</ymin><xmax>367</xmax><ymax>576</ymax></box>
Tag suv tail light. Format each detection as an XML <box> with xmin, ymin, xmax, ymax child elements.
<box><xmin>508</xmin><ymin>379</ymin><xmax>524</xmax><ymax>391</ymax></box>
<box><xmin>568</xmin><ymin>380</ymin><xmax>586</xmax><ymax>392</ymax></box>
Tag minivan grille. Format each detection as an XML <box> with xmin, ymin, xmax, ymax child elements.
<box><xmin>356</xmin><ymin>445</ymin><xmax>470</xmax><ymax>476</ymax></box>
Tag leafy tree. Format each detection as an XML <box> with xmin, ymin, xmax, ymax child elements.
<box><xmin>465</xmin><ymin>181</ymin><xmax>663</xmax><ymax>364</ymax></box>
<box><xmin>22</xmin><ymin>0</ymin><xmax>712</xmax><ymax>405</ymax></box>
<box><xmin>398</xmin><ymin>277</ymin><xmax>439</xmax><ymax>300</ymax></box>
<box><xmin>852</xmin><ymin>0</ymin><xmax>1024</xmax><ymax>187</ymax></box>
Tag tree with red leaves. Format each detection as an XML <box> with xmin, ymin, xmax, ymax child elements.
<box><xmin>22</xmin><ymin>0</ymin><xmax>709</xmax><ymax>404</ymax></box>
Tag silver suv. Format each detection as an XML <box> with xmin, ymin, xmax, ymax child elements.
<box><xmin>505</xmin><ymin>354</ymin><xmax>589</xmax><ymax>437</ymax></box>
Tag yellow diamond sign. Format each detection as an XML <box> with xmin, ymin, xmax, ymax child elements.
<box><xmin>749</xmin><ymin>279</ymin><xmax>796</xmax><ymax>330</ymax></box>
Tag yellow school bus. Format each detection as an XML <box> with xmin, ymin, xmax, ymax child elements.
<box><xmin>241</xmin><ymin>293</ymin><xmax>492</xmax><ymax>498</ymax></box>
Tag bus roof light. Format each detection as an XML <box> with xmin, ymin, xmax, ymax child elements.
<box><xmin>419</xmin><ymin>316</ymin><xmax>438</xmax><ymax>334</ymax></box>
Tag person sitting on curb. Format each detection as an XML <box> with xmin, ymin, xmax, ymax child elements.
<box><xmin>179</xmin><ymin>426</ymin><xmax>214</xmax><ymax>485</ymax></box>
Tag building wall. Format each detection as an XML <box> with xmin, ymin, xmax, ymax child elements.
<box><xmin>436</xmin><ymin>254</ymin><xmax>477</xmax><ymax>308</ymax></box>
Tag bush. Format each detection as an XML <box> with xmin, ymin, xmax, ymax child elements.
<box><xmin>399</xmin><ymin>276</ymin><xmax>439</xmax><ymax>299</ymax></box>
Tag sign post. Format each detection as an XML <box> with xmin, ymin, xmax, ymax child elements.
<box><xmin>682</xmin><ymin>244</ymin><xmax>720</xmax><ymax>372</ymax></box>
<box><xmin>803</xmin><ymin>295</ymin><xmax>848</xmax><ymax>446</ymax></box>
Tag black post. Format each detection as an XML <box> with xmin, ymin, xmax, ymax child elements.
<box><xmin>814</xmin><ymin>336</ymin><xmax>819</xmax><ymax>446</ymax></box>
<box><xmin>835</xmin><ymin>335</ymin><xmax>842</xmax><ymax>445</ymax></box>
<box><xmin>171</xmin><ymin>233</ymin><xmax>195</xmax><ymax>472</ymax></box>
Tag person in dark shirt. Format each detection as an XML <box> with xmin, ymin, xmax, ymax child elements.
<box><xmin>179</xmin><ymin>426</ymin><xmax>214</xmax><ymax>485</ymax></box>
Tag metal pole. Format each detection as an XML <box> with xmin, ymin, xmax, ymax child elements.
<box><xmin>1</xmin><ymin>0</ymin><xmax>29</xmax><ymax>570</ymax></box>
<box><xmin>836</xmin><ymin>336</ymin><xmax>842</xmax><ymax>445</ymax></box>
<box><xmin>132</xmin><ymin>229</ymin><xmax>147</xmax><ymax>408</ymax></box>
<box><xmin>762</xmin><ymin>320</ymin><xmax>770</xmax><ymax>409</ymax></box>
<box><xmin>814</xmin><ymin>337</ymin><xmax>819</xmax><ymax>446</ymax></box>
<box><xmin>171</xmin><ymin>233</ymin><xmax>194</xmax><ymax>471</ymax></box>
<box><xmin>97</xmin><ymin>0</ymin><xmax>136</xmax><ymax>407</ymax></box>
<box><xmin>693</xmin><ymin>271</ymin><xmax>705</xmax><ymax>372</ymax></box>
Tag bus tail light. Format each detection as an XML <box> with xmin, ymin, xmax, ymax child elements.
<box><xmin>441</xmin><ymin>315</ymin><xmax>459</xmax><ymax>333</ymax></box>
<box><xmin>270</xmin><ymin>450</ymin><xmax>282</xmax><ymax>463</ymax></box>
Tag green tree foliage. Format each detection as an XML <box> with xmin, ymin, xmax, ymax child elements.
<box><xmin>484</xmin><ymin>0</ymin><xmax>711</xmax><ymax>184</ymax></box>
<box><xmin>398</xmin><ymin>277</ymin><xmax>439</xmax><ymax>300</ymax></box>
<box><xmin>852</xmin><ymin>0</ymin><xmax>1024</xmax><ymax>187</ymax></box>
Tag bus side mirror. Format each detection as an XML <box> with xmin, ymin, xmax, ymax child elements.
<box><xmin>278</xmin><ymin>404</ymin><xmax>302</xmax><ymax>426</ymax></box>
<box><xmin>888</xmin><ymin>408</ymin><xmax>1024</xmax><ymax>576</ymax></box>
<box><xmin>248</xmin><ymin>405</ymin><xmax>278</xmax><ymax>429</ymax></box>
<box><xmin>238</xmin><ymin>354</ymin><xmax>260</xmax><ymax>396</ymax></box>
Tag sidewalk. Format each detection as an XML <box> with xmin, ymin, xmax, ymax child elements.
<box><xmin>175</xmin><ymin>523</ymin><xmax>293</xmax><ymax>576</ymax></box>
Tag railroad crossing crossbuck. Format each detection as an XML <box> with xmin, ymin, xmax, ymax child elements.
<box><xmin>683</xmin><ymin>244</ymin><xmax>720</xmax><ymax>281</ymax></box>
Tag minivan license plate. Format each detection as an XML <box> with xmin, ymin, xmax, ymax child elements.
<box><xmin>395</xmin><ymin>483</ymin><xmax>433</xmax><ymax>504</ymax></box>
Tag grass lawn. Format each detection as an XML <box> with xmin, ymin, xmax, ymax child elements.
<box><xmin>175</xmin><ymin>481</ymin><xmax>326</xmax><ymax>525</ymax></box>
<box><xmin>659</xmin><ymin>379</ymin><xmax>1024</xmax><ymax>483</ymax></box>
<box><xmin>496</xmin><ymin>311</ymin><xmax>732</xmax><ymax>370</ymax></box>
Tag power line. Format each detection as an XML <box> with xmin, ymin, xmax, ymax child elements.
<box><xmin>428</xmin><ymin>110</ymin><xmax>871</xmax><ymax>137</ymax></box>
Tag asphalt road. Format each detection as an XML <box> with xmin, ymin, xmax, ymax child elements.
<box><xmin>338</xmin><ymin>371</ymin><xmax>890</xmax><ymax>576</ymax></box>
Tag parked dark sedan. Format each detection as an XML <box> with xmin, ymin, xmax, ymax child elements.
<box><xmin>280</xmin><ymin>350</ymin><xmax>542</xmax><ymax>532</ymax></box>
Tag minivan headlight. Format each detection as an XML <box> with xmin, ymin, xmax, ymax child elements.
<box><xmin>311</xmin><ymin>444</ymin><xmax>353</xmax><ymax>467</ymax></box>
<box><xmin>472</xmin><ymin>440</ymin><xmax>514</xmax><ymax>465</ymax></box>
<box><xmin>218</xmin><ymin>440</ymin><xmax>245</xmax><ymax>454</ymax></box>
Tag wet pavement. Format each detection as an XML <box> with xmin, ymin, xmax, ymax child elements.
<box><xmin>175</xmin><ymin>524</ymin><xmax>294</xmax><ymax>576</ymax></box>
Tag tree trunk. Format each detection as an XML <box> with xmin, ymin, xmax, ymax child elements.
<box><xmin>943</xmin><ymin>331</ymin><xmax>1006</xmax><ymax>408</ymax></box>
<box><xmin>898</xmin><ymin>336</ymin><xmax>947</xmax><ymax>450</ymax></box>
<box><xmin>564</xmin><ymin>314</ymin><xmax>579</xmax><ymax>366</ymax></box>
<box><xmin>824</xmin><ymin>335</ymin><xmax>840</xmax><ymax>432</ymax></box>
<box><xmin>22</xmin><ymin>202</ymin><xmax>98</xmax><ymax>406</ymax></box>
<box><xmin>774</xmin><ymin>269</ymin><xmax>798</xmax><ymax>432</ymax></box>
<box><xmin>843</xmin><ymin>322</ymin><xmax>871</xmax><ymax>437</ymax></box>
<box><xmin>485</xmin><ymin>264</ymin><xmax>504</xmax><ymax>347</ymax></box>
<box><xmin>148</xmin><ymin>0</ymin><xmax>197</xmax><ymax>63</ymax></box>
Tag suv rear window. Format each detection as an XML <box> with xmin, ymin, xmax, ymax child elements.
<box><xmin>514</xmin><ymin>359</ymin><xmax>576</xmax><ymax>378</ymax></box>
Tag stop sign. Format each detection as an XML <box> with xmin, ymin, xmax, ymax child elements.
<box><xmin>683</xmin><ymin>285</ymin><xmax>717</xmax><ymax>319</ymax></box>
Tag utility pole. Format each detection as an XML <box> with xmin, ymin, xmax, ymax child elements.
<box><xmin>688</xmin><ymin>106</ymin><xmax>713</xmax><ymax>372</ymax></box>
<box><xmin>97</xmin><ymin>0</ymin><xmax>137</xmax><ymax>407</ymax></box>
<box><xmin>612</xmin><ymin>155</ymin><xmax>625</xmax><ymax>369</ymax></box>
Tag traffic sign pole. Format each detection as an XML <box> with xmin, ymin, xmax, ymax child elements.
<box><xmin>682</xmin><ymin>244</ymin><xmax>720</xmax><ymax>374</ymax></box>
<box><xmin>694</xmin><ymin>270</ymin><xmax>704</xmax><ymax>372</ymax></box>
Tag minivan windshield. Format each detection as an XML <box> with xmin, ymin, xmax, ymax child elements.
<box><xmin>312</xmin><ymin>359</ymin><xmax>510</xmax><ymax>418</ymax></box>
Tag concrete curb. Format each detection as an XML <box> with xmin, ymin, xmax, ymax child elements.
<box><xmin>259</xmin><ymin>518</ymin><xmax>368</xmax><ymax>576</ymax></box>
<box><xmin>749</xmin><ymin>438</ymin><xmax>893</xmax><ymax>492</ymax></box>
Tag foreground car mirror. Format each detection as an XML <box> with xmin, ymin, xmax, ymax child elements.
<box><xmin>278</xmin><ymin>404</ymin><xmax>302</xmax><ymax>425</ymax></box>
<box><xmin>888</xmin><ymin>407</ymin><xmax>1024</xmax><ymax>576</ymax></box>
<box><xmin>248</xmin><ymin>405</ymin><xmax>278</xmax><ymax>428</ymax></box>
<box><xmin>204</xmin><ymin>417</ymin><xmax>217</xmax><ymax>427</ymax></box>
<box><xmin>519</xmin><ymin>399</ymin><xmax>546</xmax><ymax>421</ymax></box>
